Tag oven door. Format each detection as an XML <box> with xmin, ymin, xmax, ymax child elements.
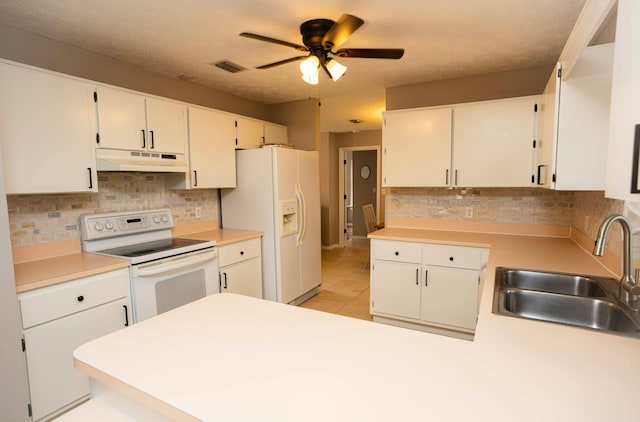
<box><xmin>130</xmin><ymin>248</ymin><xmax>218</xmax><ymax>323</ymax></box>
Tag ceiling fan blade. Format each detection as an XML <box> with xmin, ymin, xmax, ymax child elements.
<box><xmin>334</xmin><ymin>48</ymin><xmax>405</xmax><ymax>59</ymax></box>
<box><xmin>322</xmin><ymin>14</ymin><xmax>364</xmax><ymax>50</ymax></box>
<box><xmin>240</xmin><ymin>32</ymin><xmax>307</xmax><ymax>51</ymax></box>
<box><xmin>255</xmin><ymin>56</ymin><xmax>308</xmax><ymax>69</ymax></box>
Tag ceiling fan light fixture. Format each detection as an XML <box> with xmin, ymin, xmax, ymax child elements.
<box><xmin>301</xmin><ymin>71</ymin><xmax>319</xmax><ymax>85</ymax></box>
<box><xmin>326</xmin><ymin>58</ymin><xmax>347</xmax><ymax>81</ymax></box>
<box><xmin>299</xmin><ymin>56</ymin><xmax>320</xmax><ymax>77</ymax></box>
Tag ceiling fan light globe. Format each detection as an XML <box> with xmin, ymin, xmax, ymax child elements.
<box><xmin>299</xmin><ymin>56</ymin><xmax>320</xmax><ymax>77</ymax></box>
<box><xmin>301</xmin><ymin>72</ymin><xmax>319</xmax><ymax>85</ymax></box>
<box><xmin>326</xmin><ymin>59</ymin><xmax>347</xmax><ymax>81</ymax></box>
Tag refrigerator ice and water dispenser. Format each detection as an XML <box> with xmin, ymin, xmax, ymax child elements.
<box><xmin>279</xmin><ymin>200</ymin><xmax>297</xmax><ymax>237</ymax></box>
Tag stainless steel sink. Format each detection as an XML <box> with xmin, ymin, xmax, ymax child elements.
<box><xmin>498</xmin><ymin>268</ymin><xmax>608</xmax><ymax>297</ymax></box>
<box><xmin>493</xmin><ymin>267</ymin><xmax>640</xmax><ymax>339</ymax></box>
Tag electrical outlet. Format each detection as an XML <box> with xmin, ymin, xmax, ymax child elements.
<box><xmin>195</xmin><ymin>207</ymin><xmax>202</xmax><ymax>219</ymax></box>
<box><xmin>465</xmin><ymin>207</ymin><xmax>473</xmax><ymax>219</ymax></box>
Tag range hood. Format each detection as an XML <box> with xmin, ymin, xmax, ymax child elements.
<box><xmin>96</xmin><ymin>149</ymin><xmax>188</xmax><ymax>173</ymax></box>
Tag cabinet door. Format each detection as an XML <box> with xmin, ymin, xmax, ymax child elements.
<box><xmin>421</xmin><ymin>266</ymin><xmax>479</xmax><ymax>330</ymax></box>
<box><xmin>606</xmin><ymin>0</ymin><xmax>640</xmax><ymax>200</ymax></box>
<box><xmin>453</xmin><ymin>97</ymin><xmax>536</xmax><ymax>187</ymax></box>
<box><xmin>187</xmin><ymin>107</ymin><xmax>236</xmax><ymax>188</ymax></box>
<box><xmin>235</xmin><ymin>116</ymin><xmax>264</xmax><ymax>149</ymax></box>
<box><xmin>0</xmin><ymin>63</ymin><xmax>97</xmax><ymax>194</ymax></box>
<box><xmin>220</xmin><ymin>257</ymin><xmax>263</xmax><ymax>298</ymax></box>
<box><xmin>371</xmin><ymin>260</ymin><xmax>421</xmax><ymax>320</ymax></box>
<box><xmin>145</xmin><ymin>97</ymin><xmax>187</xmax><ymax>154</ymax></box>
<box><xmin>535</xmin><ymin>65</ymin><xmax>561</xmax><ymax>188</ymax></box>
<box><xmin>95</xmin><ymin>86</ymin><xmax>147</xmax><ymax>151</ymax></box>
<box><xmin>23</xmin><ymin>299</ymin><xmax>129</xmax><ymax>421</ymax></box>
<box><xmin>264</xmin><ymin>122</ymin><xmax>288</xmax><ymax>144</ymax></box>
<box><xmin>382</xmin><ymin>108</ymin><xmax>452</xmax><ymax>187</ymax></box>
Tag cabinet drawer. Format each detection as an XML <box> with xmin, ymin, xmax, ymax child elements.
<box><xmin>371</xmin><ymin>240</ymin><xmax>422</xmax><ymax>263</ymax></box>
<box><xmin>19</xmin><ymin>268</ymin><xmax>129</xmax><ymax>329</ymax></box>
<box><xmin>422</xmin><ymin>244</ymin><xmax>485</xmax><ymax>270</ymax></box>
<box><xmin>218</xmin><ymin>238</ymin><xmax>261</xmax><ymax>267</ymax></box>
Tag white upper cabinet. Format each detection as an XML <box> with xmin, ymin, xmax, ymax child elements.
<box><xmin>453</xmin><ymin>96</ymin><xmax>537</xmax><ymax>187</ymax></box>
<box><xmin>382</xmin><ymin>107</ymin><xmax>453</xmax><ymax>187</ymax></box>
<box><xmin>0</xmin><ymin>61</ymin><xmax>97</xmax><ymax>194</ymax></box>
<box><xmin>95</xmin><ymin>86</ymin><xmax>187</xmax><ymax>154</ymax></box>
<box><xmin>263</xmin><ymin>122</ymin><xmax>288</xmax><ymax>145</ymax></box>
<box><xmin>235</xmin><ymin>116</ymin><xmax>265</xmax><ymax>149</ymax></box>
<box><xmin>606</xmin><ymin>0</ymin><xmax>640</xmax><ymax>200</ymax></box>
<box><xmin>382</xmin><ymin>96</ymin><xmax>537</xmax><ymax>188</ymax></box>
<box><xmin>535</xmin><ymin>44</ymin><xmax>614</xmax><ymax>190</ymax></box>
<box><xmin>177</xmin><ymin>107</ymin><xmax>236</xmax><ymax>189</ymax></box>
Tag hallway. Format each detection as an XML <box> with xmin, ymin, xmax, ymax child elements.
<box><xmin>299</xmin><ymin>238</ymin><xmax>373</xmax><ymax>321</ymax></box>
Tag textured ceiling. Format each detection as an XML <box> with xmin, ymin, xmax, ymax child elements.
<box><xmin>0</xmin><ymin>0</ymin><xmax>586</xmax><ymax>132</ymax></box>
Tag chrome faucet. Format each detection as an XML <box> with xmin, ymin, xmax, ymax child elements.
<box><xmin>593</xmin><ymin>214</ymin><xmax>640</xmax><ymax>309</ymax></box>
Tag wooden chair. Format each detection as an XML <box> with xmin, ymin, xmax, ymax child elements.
<box><xmin>362</xmin><ymin>204</ymin><xmax>383</xmax><ymax>268</ymax></box>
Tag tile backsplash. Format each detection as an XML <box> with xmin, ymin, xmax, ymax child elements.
<box><xmin>385</xmin><ymin>187</ymin><xmax>575</xmax><ymax>225</ymax></box>
<box><xmin>7</xmin><ymin>173</ymin><xmax>218</xmax><ymax>248</ymax></box>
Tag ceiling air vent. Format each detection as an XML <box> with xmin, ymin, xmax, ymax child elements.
<box><xmin>349</xmin><ymin>119</ymin><xmax>364</xmax><ymax>124</ymax></box>
<box><xmin>212</xmin><ymin>60</ymin><xmax>247</xmax><ymax>73</ymax></box>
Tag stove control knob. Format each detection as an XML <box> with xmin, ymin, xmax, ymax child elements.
<box><xmin>161</xmin><ymin>215</ymin><xmax>169</xmax><ymax>223</ymax></box>
<box><xmin>105</xmin><ymin>221</ymin><xmax>114</xmax><ymax>230</ymax></box>
<box><xmin>94</xmin><ymin>222</ymin><xmax>104</xmax><ymax>231</ymax></box>
<box><xmin>153</xmin><ymin>216</ymin><xmax>161</xmax><ymax>224</ymax></box>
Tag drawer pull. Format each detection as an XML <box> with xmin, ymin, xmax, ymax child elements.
<box><xmin>449</xmin><ymin>257</ymin><xmax>454</xmax><ymax>261</ymax></box>
<box><xmin>77</xmin><ymin>295</ymin><xmax>84</xmax><ymax>302</ymax></box>
<box><xmin>395</xmin><ymin>251</ymin><xmax>399</xmax><ymax>256</ymax></box>
<box><xmin>240</xmin><ymin>251</ymin><xmax>244</xmax><ymax>255</ymax></box>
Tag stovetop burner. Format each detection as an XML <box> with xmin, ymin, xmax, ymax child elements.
<box><xmin>97</xmin><ymin>238</ymin><xmax>209</xmax><ymax>258</ymax></box>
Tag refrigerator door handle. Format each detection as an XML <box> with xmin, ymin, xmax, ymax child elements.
<box><xmin>299</xmin><ymin>184</ymin><xmax>307</xmax><ymax>244</ymax></box>
<box><xmin>295</xmin><ymin>184</ymin><xmax>304</xmax><ymax>246</ymax></box>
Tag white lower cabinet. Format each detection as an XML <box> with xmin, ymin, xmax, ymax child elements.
<box><xmin>370</xmin><ymin>239</ymin><xmax>489</xmax><ymax>337</ymax></box>
<box><xmin>18</xmin><ymin>268</ymin><xmax>131</xmax><ymax>421</ymax></box>
<box><xmin>217</xmin><ymin>238</ymin><xmax>263</xmax><ymax>299</ymax></box>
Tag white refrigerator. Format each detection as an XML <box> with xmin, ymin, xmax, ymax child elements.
<box><xmin>221</xmin><ymin>146</ymin><xmax>321</xmax><ymax>304</ymax></box>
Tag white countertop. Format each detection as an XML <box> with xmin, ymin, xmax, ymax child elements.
<box><xmin>73</xmin><ymin>232</ymin><xmax>640</xmax><ymax>421</ymax></box>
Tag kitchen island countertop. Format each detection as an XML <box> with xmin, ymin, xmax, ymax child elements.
<box><xmin>72</xmin><ymin>230</ymin><xmax>640</xmax><ymax>421</ymax></box>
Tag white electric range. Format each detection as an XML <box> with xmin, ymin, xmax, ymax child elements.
<box><xmin>80</xmin><ymin>209</ymin><xmax>218</xmax><ymax>323</ymax></box>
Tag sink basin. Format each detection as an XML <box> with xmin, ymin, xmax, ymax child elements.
<box><xmin>493</xmin><ymin>267</ymin><xmax>640</xmax><ymax>338</ymax></box>
<box><xmin>501</xmin><ymin>289</ymin><xmax>640</xmax><ymax>333</ymax></box>
<box><xmin>498</xmin><ymin>268</ymin><xmax>607</xmax><ymax>297</ymax></box>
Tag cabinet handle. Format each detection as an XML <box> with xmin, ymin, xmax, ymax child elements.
<box><xmin>193</xmin><ymin>170</ymin><xmax>198</xmax><ymax>187</ymax></box>
<box><xmin>141</xmin><ymin>129</ymin><xmax>146</xmax><ymax>148</ymax></box>
<box><xmin>77</xmin><ymin>295</ymin><xmax>84</xmax><ymax>302</ymax></box>
<box><xmin>123</xmin><ymin>305</ymin><xmax>129</xmax><ymax>327</ymax></box>
<box><xmin>425</xmin><ymin>270</ymin><xmax>428</xmax><ymax>286</ymax></box>
<box><xmin>395</xmin><ymin>251</ymin><xmax>399</xmax><ymax>256</ymax></box>
<box><xmin>445</xmin><ymin>169</ymin><xmax>449</xmax><ymax>185</ymax></box>
<box><xmin>240</xmin><ymin>251</ymin><xmax>244</xmax><ymax>256</ymax></box>
<box><xmin>449</xmin><ymin>256</ymin><xmax>454</xmax><ymax>262</ymax></box>
<box><xmin>536</xmin><ymin>165</ymin><xmax>545</xmax><ymax>185</ymax></box>
<box><xmin>416</xmin><ymin>268</ymin><xmax>419</xmax><ymax>285</ymax></box>
<box><xmin>150</xmin><ymin>130</ymin><xmax>155</xmax><ymax>149</ymax></box>
<box><xmin>223</xmin><ymin>272</ymin><xmax>228</xmax><ymax>289</ymax></box>
<box><xmin>455</xmin><ymin>169</ymin><xmax>458</xmax><ymax>186</ymax></box>
<box><xmin>87</xmin><ymin>168</ymin><xmax>93</xmax><ymax>189</ymax></box>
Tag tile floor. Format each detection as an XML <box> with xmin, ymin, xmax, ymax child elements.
<box><xmin>299</xmin><ymin>237</ymin><xmax>373</xmax><ymax>321</ymax></box>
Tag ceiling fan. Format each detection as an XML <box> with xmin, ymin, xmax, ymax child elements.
<box><xmin>240</xmin><ymin>14</ymin><xmax>405</xmax><ymax>85</ymax></box>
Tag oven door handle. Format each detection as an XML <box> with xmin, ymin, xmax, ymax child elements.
<box><xmin>135</xmin><ymin>251</ymin><xmax>216</xmax><ymax>278</ymax></box>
